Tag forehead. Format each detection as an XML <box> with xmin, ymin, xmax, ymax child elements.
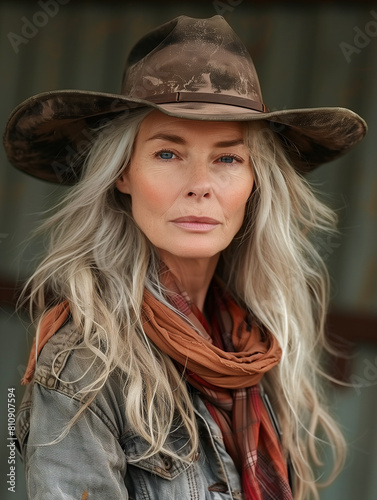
<box><xmin>137</xmin><ymin>110</ymin><xmax>245</xmax><ymax>140</ymax></box>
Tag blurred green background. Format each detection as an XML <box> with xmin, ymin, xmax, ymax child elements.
<box><xmin>0</xmin><ymin>1</ymin><xmax>376</xmax><ymax>498</ymax></box>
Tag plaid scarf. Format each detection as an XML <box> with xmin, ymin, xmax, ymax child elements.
<box><xmin>143</xmin><ymin>269</ymin><xmax>293</xmax><ymax>500</ymax></box>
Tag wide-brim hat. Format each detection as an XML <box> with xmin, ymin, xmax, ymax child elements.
<box><xmin>3</xmin><ymin>15</ymin><xmax>367</xmax><ymax>185</ymax></box>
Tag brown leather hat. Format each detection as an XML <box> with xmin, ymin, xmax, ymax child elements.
<box><xmin>3</xmin><ymin>15</ymin><xmax>367</xmax><ymax>184</ymax></box>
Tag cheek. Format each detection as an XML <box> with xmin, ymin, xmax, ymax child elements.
<box><xmin>226</xmin><ymin>181</ymin><xmax>254</xmax><ymax>220</ymax></box>
<box><xmin>130</xmin><ymin>175</ymin><xmax>174</xmax><ymax>216</ymax></box>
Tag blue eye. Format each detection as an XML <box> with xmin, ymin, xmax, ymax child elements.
<box><xmin>219</xmin><ymin>156</ymin><xmax>236</xmax><ymax>163</ymax></box>
<box><xmin>158</xmin><ymin>151</ymin><xmax>175</xmax><ymax>160</ymax></box>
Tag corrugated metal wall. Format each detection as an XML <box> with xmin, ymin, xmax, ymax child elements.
<box><xmin>0</xmin><ymin>1</ymin><xmax>376</xmax><ymax>499</ymax></box>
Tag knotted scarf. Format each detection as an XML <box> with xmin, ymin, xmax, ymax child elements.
<box><xmin>22</xmin><ymin>274</ymin><xmax>293</xmax><ymax>499</ymax></box>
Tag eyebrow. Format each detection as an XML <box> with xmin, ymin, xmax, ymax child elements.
<box><xmin>146</xmin><ymin>133</ymin><xmax>245</xmax><ymax>148</ymax></box>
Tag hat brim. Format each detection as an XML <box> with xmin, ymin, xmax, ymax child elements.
<box><xmin>3</xmin><ymin>89</ymin><xmax>367</xmax><ymax>184</ymax></box>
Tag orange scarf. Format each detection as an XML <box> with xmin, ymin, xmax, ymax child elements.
<box><xmin>142</xmin><ymin>289</ymin><xmax>281</xmax><ymax>388</ymax></box>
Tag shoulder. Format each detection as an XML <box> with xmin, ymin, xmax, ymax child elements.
<box><xmin>34</xmin><ymin>319</ymin><xmax>125</xmax><ymax>414</ymax></box>
<box><xmin>33</xmin><ymin>318</ymin><xmax>83</xmax><ymax>392</ymax></box>
<box><xmin>16</xmin><ymin>320</ymin><xmax>128</xmax><ymax>455</ymax></box>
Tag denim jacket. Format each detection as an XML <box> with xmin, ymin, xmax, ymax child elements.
<box><xmin>16</xmin><ymin>320</ymin><xmax>245</xmax><ymax>500</ymax></box>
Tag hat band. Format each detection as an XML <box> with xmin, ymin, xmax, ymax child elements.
<box><xmin>144</xmin><ymin>92</ymin><xmax>266</xmax><ymax>113</ymax></box>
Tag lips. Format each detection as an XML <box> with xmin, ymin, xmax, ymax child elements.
<box><xmin>172</xmin><ymin>216</ymin><xmax>220</xmax><ymax>224</ymax></box>
<box><xmin>171</xmin><ymin>216</ymin><xmax>220</xmax><ymax>232</ymax></box>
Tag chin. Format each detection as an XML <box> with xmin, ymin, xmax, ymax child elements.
<box><xmin>158</xmin><ymin>244</ymin><xmax>224</xmax><ymax>262</ymax></box>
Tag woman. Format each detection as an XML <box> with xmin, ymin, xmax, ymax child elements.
<box><xmin>4</xmin><ymin>15</ymin><xmax>367</xmax><ymax>500</ymax></box>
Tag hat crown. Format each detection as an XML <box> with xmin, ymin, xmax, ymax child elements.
<box><xmin>121</xmin><ymin>15</ymin><xmax>263</xmax><ymax>104</ymax></box>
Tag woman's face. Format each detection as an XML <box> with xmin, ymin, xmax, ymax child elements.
<box><xmin>116</xmin><ymin>110</ymin><xmax>254</xmax><ymax>265</ymax></box>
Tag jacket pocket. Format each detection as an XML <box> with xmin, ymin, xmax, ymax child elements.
<box><xmin>121</xmin><ymin>432</ymin><xmax>205</xmax><ymax>500</ymax></box>
<box><xmin>121</xmin><ymin>431</ymin><xmax>193</xmax><ymax>480</ymax></box>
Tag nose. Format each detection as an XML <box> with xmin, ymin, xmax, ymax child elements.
<box><xmin>185</xmin><ymin>162</ymin><xmax>212</xmax><ymax>199</ymax></box>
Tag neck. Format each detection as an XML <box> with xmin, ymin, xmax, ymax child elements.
<box><xmin>159</xmin><ymin>254</ymin><xmax>220</xmax><ymax>311</ymax></box>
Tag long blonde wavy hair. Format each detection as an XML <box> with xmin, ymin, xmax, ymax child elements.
<box><xmin>22</xmin><ymin>108</ymin><xmax>345</xmax><ymax>499</ymax></box>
